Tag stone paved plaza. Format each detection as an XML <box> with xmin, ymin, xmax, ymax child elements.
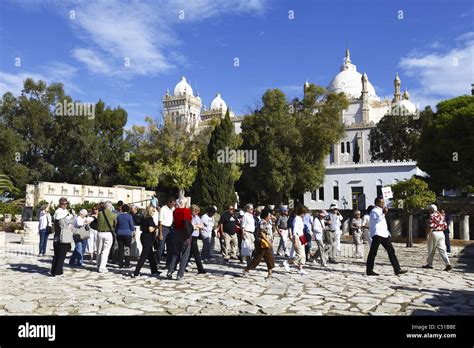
<box><xmin>1</xmin><ymin>235</ymin><xmax>473</xmax><ymax>316</ymax></box>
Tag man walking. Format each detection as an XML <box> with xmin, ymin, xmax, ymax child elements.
<box><xmin>241</xmin><ymin>204</ymin><xmax>256</xmax><ymax>266</ymax></box>
<box><xmin>219</xmin><ymin>205</ymin><xmax>238</xmax><ymax>261</ymax></box>
<box><xmin>157</xmin><ymin>197</ymin><xmax>175</xmax><ymax>267</ymax></box>
<box><xmin>366</xmin><ymin>197</ymin><xmax>407</xmax><ymax>276</ymax></box>
<box><xmin>328</xmin><ymin>204</ymin><xmax>343</xmax><ymax>254</ymax></box>
<box><xmin>423</xmin><ymin>205</ymin><xmax>452</xmax><ymax>271</ymax></box>
<box><xmin>312</xmin><ymin>210</ymin><xmax>327</xmax><ymax>267</ymax></box>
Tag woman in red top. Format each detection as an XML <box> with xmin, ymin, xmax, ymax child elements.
<box><xmin>167</xmin><ymin>198</ymin><xmax>192</xmax><ymax>280</ymax></box>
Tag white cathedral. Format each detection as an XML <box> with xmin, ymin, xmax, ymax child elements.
<box><xmin>163</xmin><ymin>48</ymin><xmax>424</xmax><ymax>210</ymax></box>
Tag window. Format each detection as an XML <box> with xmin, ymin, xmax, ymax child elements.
<box><xmin>376</xmin><ymin>185</ymin><xmax>383</xmax><ymax>198</ymax></box>
<box><xmin>318</xmin><ymin>186</ymin><xmax>325</xmax><ymax>201</ymax></box>
<box><xmin>341</xmin><ymin>142</ymin><xmax>345</xmax><ymax>153</ymax></box>
<box><xmin>346</xmin><ymin>141</ymin><xmax>350</xmax><ymax>154</ymax></box>
<box><xmin>333</xmin><ymin>186</ymin><xmax>339</xmax><ymax>200</ymax></box>
<box><xmin>311</xmin><ymin>191</ymin><xmax>317</xmax><ymax>201</ymax></box>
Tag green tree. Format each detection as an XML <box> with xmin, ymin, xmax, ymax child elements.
<box><xmin>238</xmin><ymin>85</ymin><xmax>347</xmax><ymax>205</ymax></box>
<box><xmin>194</xmin><ymin>111</ymin><xmax>238</xmax><ymax>209</ymax></box>
<box><xmin>369</xmin><ymin>109</ymin><xmax>426</xmax><ymax>161</ymax></box>
<box><xmin>416</xmin><ymin>95</ymin><xmax>474</xmax><ymax>193</ymax></box>
<box><xmin>392</xmin><ymin>177</ymin><xmax>436</xmax><ymax>247</ymax></box>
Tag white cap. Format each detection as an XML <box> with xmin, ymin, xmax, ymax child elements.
<box><xmin>429</xmin><ymin>204</ymin><xmax>438</xmax><ymax>212</ymax></box>
<box><xmin>79</xmin><ymin>209</ymin><xmax>88</xmax><ymax>216</ymax></box>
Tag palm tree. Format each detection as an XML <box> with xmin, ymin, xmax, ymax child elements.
<box><xmin>0</xmin><ymin>174</ymin><xmax>20</xmax><ymax>198</ymax></box>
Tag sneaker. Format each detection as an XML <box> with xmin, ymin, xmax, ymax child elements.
<box><xmin>98</xmin><ymin>268</ymin><xmax>108</xmax><ymax>273</ymax></box>
<box><xmin>366</xmin><ymin>271</ymin><xmax>379</xmax><ymax>276</ymax></box>
<box><xmin>177</xmin><ymin>275</ymin><xmax>184</xmax><ymax>281</ymax></box>
<box><xmin>422</xmin><ymin>265</ymin><xmax>433</xmax><ymax>269</ymax></box>
<box><xmin>129</xmin><ymin>273</ymin><xmax>140</xmax><ymax>278</ymax></box>
<box><xmin>395</xmin><ymin>269</ymin><xmax>408</xmax><ymax>275</ymax></box>
<box><xmin>166</xmin><ymin>273</ymin><xmax>173</xmax><ymax>280</ymax></box>
<box><xmin>298</xmin><ymin>269</ymin><xmax>308</xmax><ymax>275</ymax></box>
<box><xmin>283</xmin><ymin>261</ymin><xmax>290</xmax><ymax>272</ymax></box>
<box><xmin>444</xmin><ymin>264</ymin><xmax>453</xmax><ymax>271</ymax></box>
<box><xmin>198</xmin><ymin>270</ymin><xmax>207</xmax><ymax>275</ymax></box>
<box><xmin>273</xmin><ymin>263</ymin><xmax>280</xmax><ymax>268</ymax></box>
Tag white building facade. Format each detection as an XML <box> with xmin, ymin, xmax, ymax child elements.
<box><xmin>304</xmin><ymin>48</ymin><xmax>421</xmax><ymax>210</ymax></box>
<box><xmin>25</xmin><ymin>182</ymin><xmax>156</xmax><ymax>209</ymax></box>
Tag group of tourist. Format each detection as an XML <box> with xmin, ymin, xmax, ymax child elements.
<box><xmin>45</xmin><ymin>195</ymin><xmax>454</xmax><ymax>279</ymax></box>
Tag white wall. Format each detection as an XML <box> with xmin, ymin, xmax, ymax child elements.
<box><xmin>304</xmin><ymin>163</ymin><xmax>423</xmax><ymax>210</ymax></box>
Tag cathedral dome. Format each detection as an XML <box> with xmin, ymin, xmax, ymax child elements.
<box><xmin>210</xmin><ymin>93</ymin><xmax>227</xmax><ymax>111</ymax></box>
<box><xmin>174</xmin><ymin>76</ymin><xmax>194</xmax><ymax>96</ymax></box>
<box><xmin>396</xmin><ymin>99</ymin><xmax>417</xmax><ymax>115</ymax></box>
<box><xmin>327</xmin><ymin>49</ymin><xmax>377</xmax><ymax>100</ymax></box>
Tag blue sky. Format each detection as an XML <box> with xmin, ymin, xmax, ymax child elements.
<box><xmin>0</xmin><ymin>0</ymin><xmax>472</xmax><ymax>127</ymax></box>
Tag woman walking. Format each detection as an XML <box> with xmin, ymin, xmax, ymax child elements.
<box><xmin>87</xmin><ymin>205</ymin><xmax>99</xmax><ymax>260</ymax></box>
<box><xmin>116</xmin><ymin>204</ymin><xmax>135</xmax><ymax>269</ymax></box>
<box><xmin>131</xmin><ymin>205</ymin><xmax>159</xmax><ymax>277</ymax></box>
<box><xmin>243</xmin><ymin>210</ymin><xmax>275</xmax><ymax>279</ymax></box>
<box><xmin>38</xmin><ymin>203</ymin><xmax>52</xmax><ymax>256</ymax></box>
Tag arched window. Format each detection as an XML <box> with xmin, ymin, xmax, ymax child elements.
<box><xmin>376</xmin><ymin>179</ymin><xmax>383</xmax><ymax>198</ymax></box>
<box><xmin>333</xmin><ymin>180</ymin><xmax>339</xmax><ymax>200</ymax></box>
<box><xmin>341</xmin><ymin>142</ymin><xmax>345</xmax><ymax>154</ymax></box>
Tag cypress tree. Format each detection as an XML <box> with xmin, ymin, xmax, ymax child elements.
<box><xmin>194</xmin><ymin>110</ymin><xmax>237</xmax><ymax>209</ymax></box>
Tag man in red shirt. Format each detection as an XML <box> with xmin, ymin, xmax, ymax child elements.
<box><xmin>167</xmin><ymin>197</ymin><xmax>192</xmax><ymax>280</ymax></box>
<box><xmin>422</xmin><ymin>204</ymin><xmax>452</xmax><ymax>271</ymax></box>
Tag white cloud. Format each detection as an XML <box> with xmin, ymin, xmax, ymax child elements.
<box><xmin>399</xmin><ymin>32</ymin><xmax>474</xmax><ymax>109</ymax></box>
<box><xmin>0</xmin><ymin>62</ymin><xmax>80</xmax><ymax>96</ymax></box>
<box><xmin>61</xmin><ymin>0</ymin><xmax>266</xmax><ymax>76</ymax></box>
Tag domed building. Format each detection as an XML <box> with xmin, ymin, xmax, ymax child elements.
<box><xmin>304</xmin><ymin>48</ymin><xmax>423</xmax><ymax>210</ymax></box>
<box><xmin>163</xmin><ymin>77</ymin><xmax>237</xmax><ymax>131</ymax></box>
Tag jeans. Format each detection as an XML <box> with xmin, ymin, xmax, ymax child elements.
<box><xmin>117</xmin><ymin>234</ymin><xmax>132</xmax><ymax>268</ymax></box>
<box><xmin>366</xmin><ymin>235</ymin><xmax>401</xmax><ymax>274</ymax></box>
<box><xmin>134</xmin><ymin>232</ymin><xmax>158</xmax><ymax>276</ymax></box>
<box><xmin>276</xmin><ymin>229</ymin><xmax>289</xmax><ymax>256</ymax></box>
<box><xmin>201</xmin><ymin>237</ymin><xmax>212</xmax><ymax>261</ymax></box>
<box><xmin>51</xmin><ymin>242</ymin><xmax>71</xmax><ymax>275</ymax></box>
<box><xmin>168</xmin><ymin>230</ymin><xmax>191</xmax><ymax>278</ymax></box>
<box><xmin>39</xmin><ymin>229</ymin><xmax>49</xmax><ymax>255</ymax></box>
<box><xmin>187</xmin><ymin>236</ymin><xmax>205</xmax><ymax>273</ymax></box>
<box><xmin>443</xmin><ymin>228</ymin><xmax>451</xmax><ymax>253</ymax></box>
<box><xmin>70</xmin><ymin>240</ymin><xmax>88</xmax><ymax>266</ymax></box>
<box><xmin>156</xmin><ymin>225</ymin><xmax>172</xmax><ymax>265</ymax></box>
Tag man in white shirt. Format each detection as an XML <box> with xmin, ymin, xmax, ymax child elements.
<box><xmin>241</xmin><ymin>204</ymin><xmax>255</xmax><ymax>266</ymax></box>
<box><xmin>366</xmin><ymin>197</ymin><xmax>407</xmax><ymax>276</ymax></box>
<box><xmin>157</xmin><ymin>197</ymin><xmax>175</xmax><ymax>267</ymax></box>
<box><xmin>201</xmin><ymin>206</ymin><xmax>216</xmax><ymax>262</ymax></box>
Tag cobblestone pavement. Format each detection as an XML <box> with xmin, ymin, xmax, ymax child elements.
<box><xmin>1</xmin><ymin>236</ymin><xmax>473</xmax><ymax>316</ymax></box>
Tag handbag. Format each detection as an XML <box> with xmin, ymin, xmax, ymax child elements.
<box><xmin>55</xmin><ymin>218</ymin><xmax>74</xmax><ymax>244</ymax></box>
<box><xmin>260</xmin><ymin>238</ymin><xmax>271</xmax><ymax>249</ymax></box>
<box><xmin>299</xmin><ymin>233</ymin><xmax>308</xmax><ymax>245</ymax></box>
<box><xmin>73</xmin><ymin>226</ymin><xmax>90</xmax><ymax>242</ymax></box>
